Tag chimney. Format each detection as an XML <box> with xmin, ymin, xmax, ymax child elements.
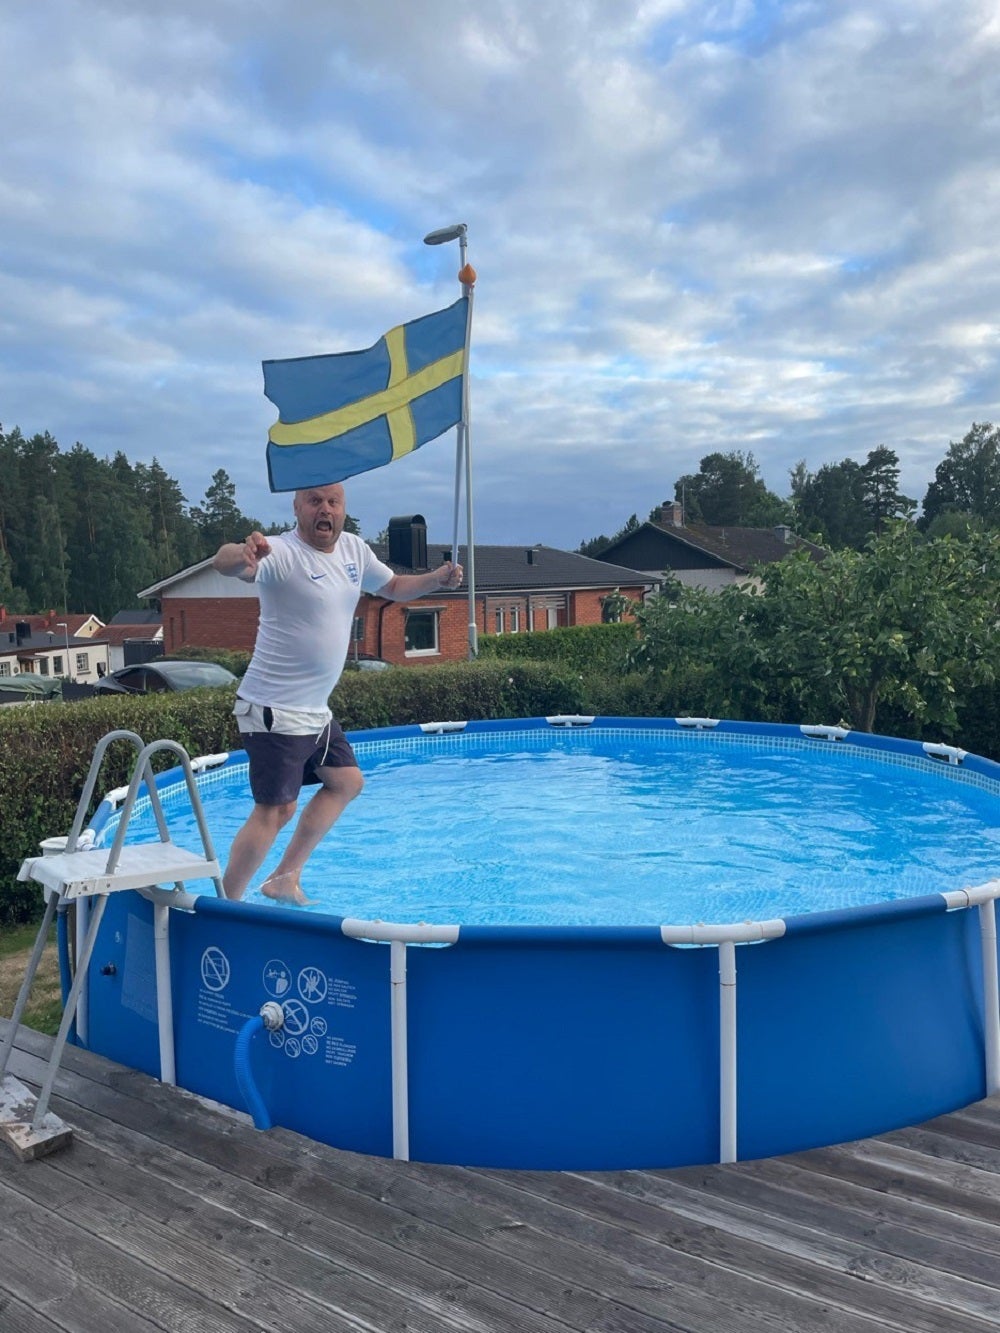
<box><xmin>662</xmin><ymin>500</ymin><xmax>684</xmax><ymax>527</ymax></box>
<box><xmin>387</xmin><ymin>514</ymin><xmax>428</xmax><ymax>569</ymax></box>
<box><xmin>774</xmin><ymin>525</ymin><xmax>792</xmax><ymax>544</ymax></box>
<box><xmin>526</xmin><ymin>548</ymin><xmax>537</xmax><ymax>565</ymax></box>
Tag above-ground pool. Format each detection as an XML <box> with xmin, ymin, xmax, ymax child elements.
<box><xmin>56</xmin><ymin>717</ymin><xmax>1000</xmax><ymax>1170</ymax></box>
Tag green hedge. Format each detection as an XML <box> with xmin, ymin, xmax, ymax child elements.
<box><xmin>477</xmin><ymin>622</ymin><xmax>638</xmax><ymax>674</ymax></box>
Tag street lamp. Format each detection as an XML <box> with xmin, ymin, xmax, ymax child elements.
<box><xmin>56</xmin><ymin>622</ymin><xmax>70</xmax><ymax>680</ymax></box>
<box><xmin>423</xmin><ymin>222</ymin><xmax>477</xmax><ymax>658</ymax></box>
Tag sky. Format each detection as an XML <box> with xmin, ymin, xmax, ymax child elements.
<box><xmin>3</xmin><ymin>0</ymin><xmax>999</xmax><ymax>551</ymax></box>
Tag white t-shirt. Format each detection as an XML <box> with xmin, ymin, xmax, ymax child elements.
<box><xmin>237</xmin><ymin>528</ymin><xmax>393</xmax><ymax>716</ymax></box>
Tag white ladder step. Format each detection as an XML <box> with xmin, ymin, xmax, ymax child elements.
<box><xmin>18</xmin><ymin>842</ymin><xmax>220</xmax><ymax>899</ymax></box>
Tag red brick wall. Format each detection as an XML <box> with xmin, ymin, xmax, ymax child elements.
<box><xmin>163</xmin><ymin>598</ymin><xmax>260</xmax><ymax>654</ymax></box>
<box><xmin>162</xmin><ymin>583</ymin><xmax>648</xmax><ymax>662</ymax></box>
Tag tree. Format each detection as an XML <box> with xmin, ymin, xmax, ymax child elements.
<box><xmin>674</xmin><ymin>451</ymin><xmax>790</xmax><ymax>527</ymax></box>
<box><xmin>134</xmin><ymin>458</ymin><xmax>202</xmax><ymax>576</ymax></box>
<box><xmin>631</xmin><ymin>523</ymin><xmax>1000</xmax><ymax>734</ymax></box>
<box><xmin>792</xmin><ymin>447</ymin><xmax>914</xmax><ymax>549</ymax></box>
<box><xmin>755</xmin><ymin>524</ymin><xmax>1000</xmax><ymax>732</ymax></box>
<box><xmin>859</xmin><ymin>446</ymin><xmax>914</xmax><ymax>535</ymax></box>
<box><xmin>191</xmin><ymin>469</ymin><xmax>257</xmax><ymax>556</ymax></box>
<box><xmin>921</xmin><ymin>422</ymin><xmax>1000</xmax><ymax>530</ymax></box>
<box><xmin>630</xmin><ymin>579</ymin><xmax>781</xmax><ymax>720</ymax></box>
<box><xmin>577</xmin><ymin>514</ymin><xmax>640</xmax><ymax>559</ymax></box>
<box><xmin>790</xmin><ymin>458</ymin><xmax>870</xmax><ymax>548</ymax></box>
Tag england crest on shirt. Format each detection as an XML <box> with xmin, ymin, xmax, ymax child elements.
<box><xmin>345</xmin><ymin>562</ymin><xmax>360</xmax><ymax>584</ymax></box>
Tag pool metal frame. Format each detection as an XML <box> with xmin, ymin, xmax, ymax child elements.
<box><xmin>60</xmin><ymin>716</ymin><xmax>1000</xmax><ymax>1169</ymax></box>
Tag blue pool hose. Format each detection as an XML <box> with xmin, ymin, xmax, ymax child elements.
<box><xmin>233</xmin><ymin>1002</ymin><xmax>285</xmax><ymax>1130</ymax></box>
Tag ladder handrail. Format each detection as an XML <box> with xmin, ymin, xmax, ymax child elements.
<box><xmin>64</xmin><ymin>729</ymin><xmax>146</xmax><ymax>853</ymax></box>
<box><xmin>102</xmin><ymin>738</ymin><xmax>221</xmax><ymax>880</ymax></box>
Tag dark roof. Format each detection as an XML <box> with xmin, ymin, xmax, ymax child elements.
<box><xmin>138</xmin><ymin>540</ymin><xmax>660</xmax><ymax>598</ymax></box>
<box><xmin>372</xmin><ymin>542</ymin><xmax>659</xmax><ymax>592</ymax></box>
<box><xmin>108</xmin><ymin>610</ymin><xmax>163</xmax><ymax>626</ymax></box>
<box><xmin>100</xmin><ymin>624</ymin><xmax>162</xmax><ymax>648</ymax></box>
<box><xmin>598</xmin><ymin>521</ymin><xmax>825</xmax><ymax>574</ymax></box>
<box><xmin>0</xmin><ymin>629</ymin><xmax>101</xmax><ymax>653</ymax></box>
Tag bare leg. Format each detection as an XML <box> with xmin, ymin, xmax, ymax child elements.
<box><xmin>222</xmin><ymin>801</ymin><xmax>296</xmax><ymax>901</ymax></box>
<box><xmin>261</xmin><ymin>767</ymin><xmax>364</xmax><ymax>905</ymax></box>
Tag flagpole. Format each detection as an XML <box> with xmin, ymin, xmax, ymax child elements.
<box><xmin>424</xmin><ymin>223</ymin><xmax>478</xmax><ymax>659</ymax></box>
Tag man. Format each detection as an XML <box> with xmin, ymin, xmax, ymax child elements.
<box><xmin>212</xmin><ymin>482</ymin><xmax>462</xmax><ymax>903</ymax></box>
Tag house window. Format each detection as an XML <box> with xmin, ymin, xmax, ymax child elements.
<box><xmin>351</xmin><ymin>616</ymin><xmax>365</xmax><ymax>643</ymax></box>
<box><xmin>509</xmin><ymin>607</ymin><xmax>520</xmax><ymax>634</ymax></box>
<box><xmin>0</xmin><ymin>662</ymin><xmax>10</xmax><ymax>677</ymax></box>
<box><xmin>546</xmin><ymin>607</ymin><xmax>559</xmax><ymax>629</ymax></box>
<box><xmin>75</xmin><ymin>652</ymin><xmax>89</xmax><ymax>675</ymax></box>
<box><xmin>39</xmin><ymin>659</ymin><xmax>50</xmax><ymax>676</ymax></box>
<box><xmin>494</xmin><ymin>608</ymin><xmax>505</xmax><ymax>634</ymax></box>
<box><xmin>53</xmin><ymin>655</ymin><xmax>63</xmax><ymax>675</ymax></box>
<box><xmin>404</xmin><ymin>609</ymin><xmax>440</xmax><ymax>656</ymax></box>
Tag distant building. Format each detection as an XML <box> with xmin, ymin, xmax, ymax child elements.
<box><xmin>136</xmin><ymin>517</ymin><xmax>658</xmax><ymax>662</ymax></box>
<box><xmin>0</xmin><ymin>608</ymin><xmax>109</xmax><ymax>683</ymax></box>
<box><xmin>596</xmin><ymin>501</ymin><xmax>825</xmax><ymax>591</ymax></box>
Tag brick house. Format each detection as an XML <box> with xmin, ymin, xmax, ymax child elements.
<box><xmin>596</xmin><ymin>501</ymin><xmax>826</xmax><ymax>591</ymax></box>
<box><xmin>136</xmin><ymin>517</ymin><xmax>657</xmax><ymax>664</ymax></box>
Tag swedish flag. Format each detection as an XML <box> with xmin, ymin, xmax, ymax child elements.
<box><xmin>264</xmin><ymin>297</ymin><xmax>469</xmax><ymax>492</ymax></box>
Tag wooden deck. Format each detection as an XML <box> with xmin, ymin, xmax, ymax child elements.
<box><xmin>2</xmin><ymin>1018</ymin><xmax>999</xmax><ymax>1333</ymax></box>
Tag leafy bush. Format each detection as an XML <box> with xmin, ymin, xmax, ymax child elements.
<box><xmin>477</xmin><ymin>622</ymin><xmax>638</xmax><ymax>674</ymax></box>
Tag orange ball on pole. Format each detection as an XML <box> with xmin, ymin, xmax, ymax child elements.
<box><xmin>458</xmin><ymin>263</ymin><xmax>477</xmax><ymax>287</ymax></box>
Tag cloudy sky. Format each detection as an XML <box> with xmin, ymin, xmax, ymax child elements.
<box><xmin>3</xmin><ymin>0</ymin><xmax>998</xmax><ymax>550</ymax></box>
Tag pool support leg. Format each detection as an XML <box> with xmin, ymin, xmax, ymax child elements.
<box><xmin>154</xmin><ymin>902</ymin><xmax>176</xmax><ymax>1086</ymax></box>
<box><xmin>718</xmin><ymin>939</ymin><xmax>738</xmax><ymax>1164</ymax></box>
<box><xmin>391</xmin><ymin>940</ymin><xmax>410</xmax><ymax>1161</ymax></box>
<box><xmin>981</xmin><ymin>900</ymin><xmax>1000</xmax><ymax>1095</ymax></box>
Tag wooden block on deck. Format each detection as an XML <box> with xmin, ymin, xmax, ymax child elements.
<box><xmin>0</xmin><ymin>1075</ymin><xmax>73</xmax><ymax>1161</ymax></box>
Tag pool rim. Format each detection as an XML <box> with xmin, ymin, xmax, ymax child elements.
<box><xmin>85</xmin><ymin>713</ymin><xmax>1000</xmax><ymax>945</ymax></box>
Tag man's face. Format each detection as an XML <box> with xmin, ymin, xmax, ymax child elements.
<box><xmin>293</xmin><ymin>484</ymin><xmax>347</xmax><ymax>552</ymax></box>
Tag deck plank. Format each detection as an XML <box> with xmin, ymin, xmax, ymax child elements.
<box><xmin>3</xmin><ymin>1018</ymin><xmax>999</xmax><ymax>1333</ymax></box>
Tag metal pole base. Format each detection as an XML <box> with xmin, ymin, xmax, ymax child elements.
<box><xmin>0</xmin><ymin>1074</ymin><xmax>73</xmax><ymax>1161</ymax></box>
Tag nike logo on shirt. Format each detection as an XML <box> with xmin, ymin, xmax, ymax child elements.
<box><xmin>309</xmin><ymin>572</ymin><xmax>326</xmax><ymax>581</ymax></box>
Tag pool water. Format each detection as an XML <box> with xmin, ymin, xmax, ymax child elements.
<box><xmin>111</xmin><ymin>732</ymin><xmax>1000</xmax><ymax>926</ymax></box>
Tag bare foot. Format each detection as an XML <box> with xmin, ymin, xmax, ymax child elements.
<box><xmin>260</xmin><ymin>873</ymin><xmax>316</xmax><ymax>906</ymax></box>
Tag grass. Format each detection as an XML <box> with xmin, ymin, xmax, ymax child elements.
<box><xmin>0</xmin><ymin>920</ymin><xmax>63</xmax><ymax>1035</ymax></box>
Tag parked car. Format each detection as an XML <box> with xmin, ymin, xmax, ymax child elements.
<box><xmin>94</xmin><ymin>660</ymin><xmax>238</xmax><ymax>695</ymax></box>
<box><xmin>0</xmin><ymin>672</ymin><xmax>64</xmax><ymax>704</ymax></box>
<box><xmin>343</xmin><ymin>653</ymin><xmax>392</xmax><ymax>672</ymax></box>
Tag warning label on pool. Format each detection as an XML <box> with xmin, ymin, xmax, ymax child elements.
<box><xmin>192</xmin><ymin>947</ymin><xmax>360</xmax><ymax>1065</ymax></box>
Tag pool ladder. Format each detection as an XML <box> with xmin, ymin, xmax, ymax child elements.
<box><xmin>0</xmin><ymin>730</ymin><xmax>224</xmax><ymax>1161</ymax></box>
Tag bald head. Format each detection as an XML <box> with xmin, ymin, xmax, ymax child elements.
<box><xmin>293</xmin><ymin>484</ymin><xmax>347</xmax><ymax>552</ymax></box>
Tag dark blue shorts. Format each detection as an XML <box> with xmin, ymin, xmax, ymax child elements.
<box><xmin>242</xmin><ymin>719</ymin><xmax>358</xmax><ymax>807</ymax></box>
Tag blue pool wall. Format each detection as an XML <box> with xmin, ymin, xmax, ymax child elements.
<box><xmin>78</xmin><ymin>716</ymin><xmax>999</xmax><ymax>1170</ymax></box>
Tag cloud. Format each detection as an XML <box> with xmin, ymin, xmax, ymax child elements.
<box><xmin>1</xmin><ymin>0</ymin><xmax>998</xmax><ymax>551</ymax></box>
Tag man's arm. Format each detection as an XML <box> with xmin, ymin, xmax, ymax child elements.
<box><xmin>213</xmin><ymin>532</ymin><xmax>272</xmax><ymax>581</ymax></box>
<box><xmin>378</xmin><ymin>561</ymin><xmax>463</xmax><ymax>603</ymax></box>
